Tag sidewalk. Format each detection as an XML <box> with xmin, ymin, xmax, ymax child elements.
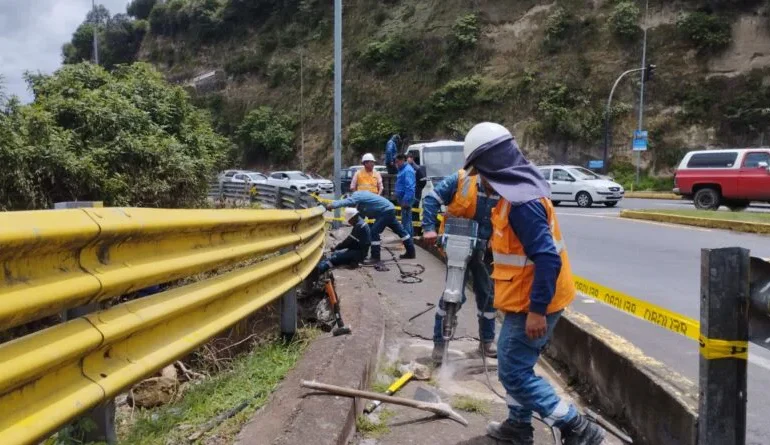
<box><xmin>350</xmin><ymin>231</ymin><xmax>623</xmax><ymax>445</ymax></box>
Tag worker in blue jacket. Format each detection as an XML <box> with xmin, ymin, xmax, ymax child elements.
<box><xmin>422</xmin><ymin>170</ymin><xmax>499</xmax><ymax>362</ymax></box>
<box><xmin>326</xmin><ymin>191</ymin><xmax>416</xmax><ymax>264</ymax></box>
<box><xmin>385</xmin><ymin>134</ymin><xmax>400</xmax><ymax>174</ymax></box>
<box><xmin>317</xmin><ymin>208</ymin><xmax>371</xmax><ymax>273</ymax></box>
<box><xmin>395</xmin><ymin>154</ymin><xmax>416</xmax><ymax>238</ymax></box>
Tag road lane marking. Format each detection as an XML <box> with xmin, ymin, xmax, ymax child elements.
<box><xmin>556</xmin><ymin>211</ymin><xmax>713</xmax><ymax>232</ymax></box>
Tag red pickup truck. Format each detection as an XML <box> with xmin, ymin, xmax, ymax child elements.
<box><xmin>674</xmin><ymin>148</ymin><xmax>770</xmax><ymax>210</ymax></box>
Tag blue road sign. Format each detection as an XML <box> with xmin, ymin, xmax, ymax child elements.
<box><xmin>587</xmin><ymin>160</ymin><xmax>604</xmax><ymax>169</ymax></box>
<box><xmin>632</xmin><ymin>130</ymin><xmax>648</xmax><ymax>152</ymax></box>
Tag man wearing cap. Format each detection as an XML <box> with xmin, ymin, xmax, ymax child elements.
<box><xmin>316</xmin><ymin>208</ymin><xmax>371</xmax><ymax>273</ymax></box>
<box><xmin>326</xmin><ymin>191</ymin><xmax>416</xmax><ymax>263</ymax></box>
<box><xmin>462</xmin><ymin>122</ymin><xmax>606</xmax><ymax>445</ymax></box>
<box><xmin>351</xmin><ymin>153</ymin><xmax>383</xmax><ymax>195</ymax></box>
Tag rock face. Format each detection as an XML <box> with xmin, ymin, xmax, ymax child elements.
<box><xmin>127</xmin><ymin>365</ymin><xmax>180</xmax><ymax>408</ymax></box>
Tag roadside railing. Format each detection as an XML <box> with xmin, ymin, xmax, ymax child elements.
<box><xmin>0</xmin><ymin>191</ymin><xmax>325</xmax><ymax>445</ymax></box>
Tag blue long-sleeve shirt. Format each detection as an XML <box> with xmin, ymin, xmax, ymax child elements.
<box><xmin>395</xmin><ymin>163</ymin><xmax>416</xmax><ymax>204</ymax></box>
<box><xmin>334</xmin><ymin>218</ymin><xmax>371</xmax><ymax>255</ymax></box>
<box><xmin>509</xmin><ymin>199</ymin><xmax>562</xmax><ymax>315</ymax></box>
<box><xmin>421</xmin><ymin>172</ymin><xmax>499</xmax><ymax>242</ymax></box>
<box><xmin>330</xmin><ymin>191</ymin><xmax>395</xmax><ymax>218</ymax></box>
<box><xmin>385</xmin><ymin>138</ymin><xmax>397</xmax><ymax>164</ymax></box>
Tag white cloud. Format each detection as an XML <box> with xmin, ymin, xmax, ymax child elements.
<box><xmin>0</xmin><ymin>0</ymin><xmax>130</xmax><ymax>102</ymax></box>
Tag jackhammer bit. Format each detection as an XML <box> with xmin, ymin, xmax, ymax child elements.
<box><xmin>439</xmin><ymin>218</ymin><xmax>480</xmax><ymax>347</ymax></box>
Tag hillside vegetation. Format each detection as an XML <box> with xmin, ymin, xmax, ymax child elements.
<box><xmin>62</xmin><ymin>0</ymin><xmax>770</xmax><ymax>176</ymax></box>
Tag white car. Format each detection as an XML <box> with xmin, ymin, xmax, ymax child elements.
<box><xmin>537</xmin><ymin>165</ymin><xmax>625</xmax><ymax>208</ymax></box>
<box><xmin>307</xmin><ymin>173</ymin><xmax>334</xmax><ymax>193</ymax></box>
<box><xmin>267</xmin><ymin>171</ymin><xmax>319</xmax><ymax>193</ymax></box>
<box><xmin>229</xmin><ymin>171</ymin><xmax>268</xmax><ymax>184</ymax></box>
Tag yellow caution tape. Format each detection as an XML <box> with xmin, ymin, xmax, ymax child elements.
<box><xmin>574</xmin><ymin>276</ymin><xmax>700</xmax><ymax>341</ymax></box>
<box><xmin>699</xmin><ymin>336</ymin><xmax>748</xmax><ymax>360</ymax></box>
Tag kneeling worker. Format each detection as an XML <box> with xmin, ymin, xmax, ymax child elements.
<box><xmin>325</xmin><ymin>191</ymin><xmax>416</xmax><ymax>264</ymax></box>
<box><xmin>317</xmin><ymin>208</ymin><xmax>371</xmax><ymax>273</ymax></box>
<box><xmin>462</xmin><ymin>122</ymin><xmax>605</xmax><ymax>445</ymax></box>
<box><xmin>422</xmin><ymin>169</ymin><xmax>498</xmax><ymax>362</ymax></box>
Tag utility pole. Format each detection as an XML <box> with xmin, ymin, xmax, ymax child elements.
<box><xmin>603</xmin><ymin>68</ymin><xmax>645</xmax><ymax>174</ymax></box>
<box><xmin>92</xmin><ymin>0</ymin><xmax>99</xmax><ymax>65</ymax></box>
<box><xmin>636</xmin><ymin>0</ymin><xmax>650</xmax><ymax>185</ymax></box>
<box><xmin>299</xmin><ymin>48</ymin><xmax>305</xmax><ymax>172</ymax></box>
<box><xmin>333</xmin><ymin>0</ymin><xmax>342</xmax><ymax>225</ymax></box>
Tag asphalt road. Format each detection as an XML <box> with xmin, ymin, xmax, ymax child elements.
<box><xmin>557</xmin><ymin>198</ymin><xmax>770</xmax><ymax>445</ymax></box>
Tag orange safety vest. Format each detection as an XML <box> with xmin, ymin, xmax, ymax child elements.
<box><xmin>355</xmin><ymin>169</ymin><xmax>381</xmax><ymax>194</ymax></box>
<box><xmin>439</xmin><ymin>169</ymin><xmax>477</xmax><ymax>234</ymax></box>
<box><xmin>490</xmin><ymin>197</ymin><xmax>575</xmax><ymax>314</ymax></box>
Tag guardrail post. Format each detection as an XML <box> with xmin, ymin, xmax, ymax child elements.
<box><xmin>698</xmin><ymin>247</ymin><xmax>749</xmax><ymax>445</ymax></box>
<box><xmin>54</xmin><ymin>201</ymin><xmax>117</xmax><ymax>444</ymax></box>
<box><xmin>280</xmin><ymin>287</ymin><xmax>298</xmax><ymax>342</ymax></box>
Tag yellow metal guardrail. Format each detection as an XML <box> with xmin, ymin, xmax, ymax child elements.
<box><xmin>0</xmin><ymin>205</ymin><xmax>325</xmax><ymax>444</ymax></box>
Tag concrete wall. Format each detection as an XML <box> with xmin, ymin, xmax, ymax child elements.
<box><xmin>544</xmin><ymin>311</ymin><xmax>699</xmax><ymax>445</ymax></box>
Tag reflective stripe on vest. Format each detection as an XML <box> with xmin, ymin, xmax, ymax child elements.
<box><xmin>446</xmin><ymin>169</ymin><xmax>477</xmax><ymax>219</ymax></box>
<box><xmin>493</xmin><ymin>239</ymin><xmax>565</xmax><ymax>267</ymax></box>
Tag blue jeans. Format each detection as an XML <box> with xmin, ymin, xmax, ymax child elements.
<box><xmin>498</xmin><ymin>311</ymin><xmax>577</xmax><ymax>426</ymax></box>
<box><xmin>370</xmin><ymin>210</ymin><xmax>414</xmax><ymax>261</ymax></box>
<box><xmin>433</xmin><ymin>247</ymin><xmax>496</xmax><ymax>344</ymax></box>
<box><xmin>317</xmin><ymin>249</ymin><xmax>365</xmax><ymax>273</ymax></box>
<box><xmin>400</xmin><ymin>203</ymin><xmax>413</xmax><ymax>238</ymax></box>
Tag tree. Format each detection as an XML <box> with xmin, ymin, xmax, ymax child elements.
<box><xmin>62</xmin><ymin>10</ymin><xmax>146</xmax><ymax>68</ymax></box>
<box><xmin>86</xmin><ymin>4</ymin><xmax>111</xmax><ymax>25</ymax></box>
<box><xmin>0</xmin><ymin>63</ymin><xmax>227</xmax><ymax>210</ymax></box>
<box><xmin>127</xmin><ymin>0</ymin><xmax>158</xmax><ymax>19</ymax></box>
<box><xmin>236</xmin><ymin>107</ymin><xmax>296</xmax><ymax>164</ymax></box>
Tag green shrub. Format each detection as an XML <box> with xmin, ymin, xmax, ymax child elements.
<box><xmin>543</xmin><ymin>8</ymin><xmax>572</xmax><ymax>50</ymax></box>
<box><xmin>127</xmin><ymin>0</ymin><xmax>158</xmax><ymax>20</ymax></box>
<box><xmin>225</xmin><ymin>52</ymin><xmax>266</xmax><ymax>77</ymax></box>
<box><xmin>451</xmin><ymin>14</ymin><xmax>480</xmax><ymax>51</ymax></box>
<box><xmin>359</xmin><ymin>36</ymin><xmax>412</xmax><ymax>73</ymax></box>
<box><xmin>677</xmin><ymin>12</ymin><xmax>732</xmax><ymax>51</ymax></box>
<box><xmin>430</xmin><ymin>76</ymin><xmax>483</xmax><ymax>115</ymax></box>
<box><xmin>609</xmin><ymin>1</ymin><xmax>640</xmax><ymax>39</ymax></box>
<box><xmin>536</xmin><ymin>83</ymin><xmax>602</xmax><ymax>143</ymax></box>
<box><xmin>347</xmin><ymin>113</ymin><xmax>400</xmax><ymax>154</ymax></box>
<box><xmin>236</xmin><ymin>106</ymin><xmax>296</xmax><ymax>163</ymax></box>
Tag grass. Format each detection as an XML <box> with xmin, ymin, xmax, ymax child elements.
<box><xmin>116</xmin><ymin>330</ymin><xmax>315</xmax><ymax>445</ymax></box>
<box><xmin>356</xmin><ymin>409</ymin><xmax>394</xmax><ymax>438</ymax></box>
<box><xmin>370</xmin><ymin>380</ymin><xmax>392</xmax><ymax>394</ymax></box>
<box><xmin>635</xmin><ymin>209</ymin><xmax>770</xmax><ymax>224</ymax></box>
<box><xmin>450</xmin><ymin>395</ymin><xmax>491</xmax><ymax>414</ymax></box>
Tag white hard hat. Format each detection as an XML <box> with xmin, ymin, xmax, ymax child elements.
<box><xmin>463</xmin><ymin>122</ymin><xmax>512</xmax><ymax>167</ymax></box>
<box><xmin>344</xmin><ymin>207</ymin><xmax>359</xmax><ymax>221</ymax></box>
<box><xmin>362</xmin><ymin>153</ymin><xmax>376</xmax><ymax>163</ymax></box>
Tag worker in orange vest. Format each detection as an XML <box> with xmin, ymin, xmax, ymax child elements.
<box><xmin>462</xmin><ymin>122</ymin><xmax>605</xmax><ymax>445</ymax></box>
<box><xmin>350</xmin><ymin>153</ymin><xmax>383</xmax><ymax>195</ymax></box>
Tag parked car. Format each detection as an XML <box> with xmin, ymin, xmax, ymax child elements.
<box><xmin>267</xmin><ymin>171</ymin><xmax>319</xmax><ymax>192</ymax></box>
<box><xmin>307</xmin><ymin>173</ymin><xmax>334</xmax><ymax>193</ymax></box>
<box><xmin>674</xmin><ymin>148</ymin><xmax>770</xmax><ymax>210</ymax></box>
<box><xmin>230</xmin><ymin>171</ymin><xmax>268</xmax><ymax>184</ymax></box>
<box><xmin>537</xmin><ymin>165</ymin><xmax>625</xmax><ymax>207</ymax></box>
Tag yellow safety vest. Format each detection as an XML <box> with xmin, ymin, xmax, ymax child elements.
<box><xmin>490</xmin><ymin>197</ymin><xmax>575</xmax><ymax>314</ymax></box>
<box><xmin>439</xmin><ymin>169</ymin><xmax>477</xmax><ymax>234</ymax></box>
<box><xmin>355</xmin><ymin>169</ymin><xmax>381</xmax><ymax>194</ymax></box>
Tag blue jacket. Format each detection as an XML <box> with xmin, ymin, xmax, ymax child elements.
<box><xmin>334</xmin><ymin>217</ymin><xmax>371</xmax><ymax>257</ymax></box>
<box><xmin>421</xmin><ymin>172</ymin><xmax>499</xmax><ymax>241</ymax></box>
<box><xmin>385</xmin><ymin>138</ymin><xmax>398</xmax><ymax>164</ymax></box>
<box><xmin>330</xmin><ymin>191</ymin><xmax>395</xmax><ymax>218</ymax></box>
<box><xmin>395</xmin><ymin>163</ymin><xmax>416</xmax><ymax>205</ymax></box>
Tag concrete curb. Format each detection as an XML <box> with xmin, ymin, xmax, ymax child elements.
<box><xmin>236</xmin><ymin>269</ymin><xmax>385</xmax><ymax>445</ymax></box>
<box><xmin>621</xmin><ymin>210</ymin><xmax>770</xmax><ymax>234</ymax></box>
<box><xmin>544</xmin><ymin>311</ymin><xmax>698</xmax><ymax>445</ymax></box>
<box><xmin>624</xmin><ymin>191</ymin><xmax>680</xmax><ymax>200</ymax></box>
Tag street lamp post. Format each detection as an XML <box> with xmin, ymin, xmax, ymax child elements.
<box><xmin>298</xmin><ymin>48</ymin><xmax>305</xmax><ymax>172</ymax></box>
<box><xmin>92</xmin><ymin>0</ymin><xmax>99</xmax><ymax>65</ymax></box>
<box><xmin>636</xmin><ymin>0</ymin><xmax>650</xmax><ymax>185</ymax></box>
<box><xmin>332</xmin><ymin>0</ymin><xmax>342</xmax><ymax>226</ymax></box>
<box><xmin>603</xmin><ymin>68</ymin><xmax>645</xmax><ymax>174</ymax></box>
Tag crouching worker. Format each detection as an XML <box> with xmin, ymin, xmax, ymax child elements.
<box><xmin>317</xmin><ymin>208</ymin><xmax>371</xmax><ymax>274</ymax></box>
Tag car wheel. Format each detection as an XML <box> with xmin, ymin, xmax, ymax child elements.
<box><xmin>726</xmin><ymin>200</ymin><xmax>750</xmax><ymax>212</ymax></box>
<box><xmin>604</xmin><ymin>201</ymin><xmax>619</xmax><ymax>208</ymax></box>
<box><xmin>576</xmin><ymin>192</ymin><xmax>593</xmax><ymax>208</ymax></box>
<box><xmin>693</xmin><ymin>188</ymin><xmax>720</xmax><ymax>210</ymax></box>
<box><xmin>552</xmin><ymin>201</ymin><xmax>561</xmax><ymax>206</ymax></box>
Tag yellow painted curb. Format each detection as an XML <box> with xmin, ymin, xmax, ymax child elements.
<box><xmin>620</xmin><ymin>210</ymin><xmax>770</xmax><ymax>234</ymax></box>
<box><xmin>624</xmin><ymin>191</ymin><xmax>680</xmax><ymax>200</ymax></box>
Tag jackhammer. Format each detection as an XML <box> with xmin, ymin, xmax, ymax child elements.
<box><xmin>438</xmin><ymin>217</ymin><xmax>480</xmax><ymax>348</ymax></box>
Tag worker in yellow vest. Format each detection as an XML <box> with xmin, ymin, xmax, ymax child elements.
<box><xmin>351</xmin><ymin>153</ymin><xmax>383</xmax><ymax>195</ymax></box>
<box><xmin>462</xmin><ymin>122</ymin><xmax>605</xmax><ymax>445</ymax></box>
<box><xmin>422</xmin><ymin>169</ymin><xmax>499</xmax><ymax>362</ymax></box>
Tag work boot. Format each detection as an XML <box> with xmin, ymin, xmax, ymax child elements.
<box><xmin>400</xmin><ymin>242</ymin><xmax>416</xmax><ymax>259</ymax></box>
<box><xmin>479</xmin><ymin>341</ymin><xmax>497</xmax><ymax>358</ymax></box>
<box><xmin>560</xmin><ymin>414</ymin><xmax>606</xmax><ymax>445</ymax></box>
<box><xmin>485</xmin><ymin>420</ymin><xmax>534</xmax><ymax>445</ymax></box>
<box><xmin>431</xmin><ymin>342</ymin><xmax>446</xmax><ymax>364</ymax></box>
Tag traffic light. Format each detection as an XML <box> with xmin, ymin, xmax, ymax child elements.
<box><xmin>644</xmin><ymin>63</ymin><xmax>657</xmax><ymax>82</ymax></box>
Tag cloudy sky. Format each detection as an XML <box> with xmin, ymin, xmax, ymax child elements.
<box><xmin>0</xmin><ymin>0</ymin><xmax>129</xmax><ymax>102</ymax></box>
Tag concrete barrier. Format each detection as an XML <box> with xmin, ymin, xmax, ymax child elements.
<box><xmin>624</xmin><ymin>191</ymin><xmax>680</xmax><ymax>200</ymax></box>
<box><xmin>544</xmin><ymin>311</ymin><xmax>698</xmax><ymax>445</ymax></box>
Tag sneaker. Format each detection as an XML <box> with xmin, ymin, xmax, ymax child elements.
<box><xmin>479</xmin><ymin>341</ymin><xmax>497</xmax><ymax>358</ymax></box>
<box><xmin>561</xmin><ymin>414</ymin><xmax>606</xmax><ymax>445</ymax></box>
<box><xmin>399</xmin><ymin>252</ymin><xmax>416</xmax><ymax>260</ymax></box>
<box><xmin>431</xmin><ymin>342</ymin><xmax>446</xmax><ymax>364</ymax></box>
<box><xmin>485</xmin><ymin>420</ymin><xmax>534</xmax><ymax>445</ymax></box>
